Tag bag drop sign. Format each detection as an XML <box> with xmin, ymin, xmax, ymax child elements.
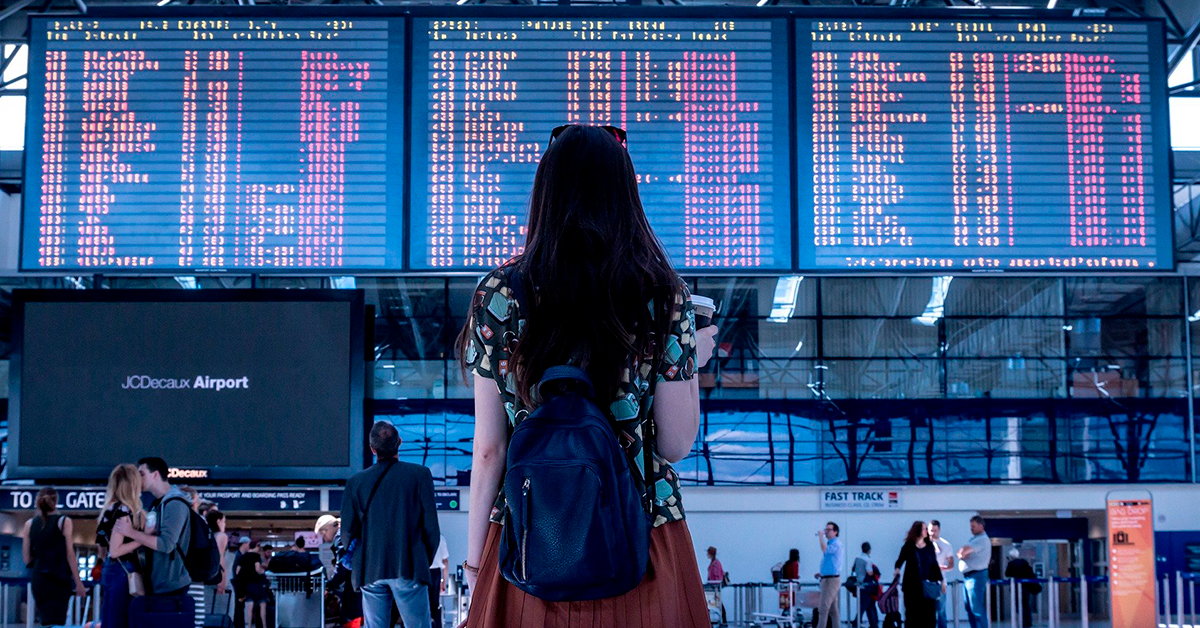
<box><xmin>820</xmin><ymin>489</ymin><xmax>902</xmax><ymax>510</ymax></box>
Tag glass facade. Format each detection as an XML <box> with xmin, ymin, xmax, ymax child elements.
<box><xmin>0</xmin><ymin>275</ymin><xmax>1196</xmax><ymax>486</ymax></box>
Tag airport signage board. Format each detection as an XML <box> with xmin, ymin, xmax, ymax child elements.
<box><xmin>0</xmin><ymin>487</ymin><xmax>323</xmax><ymax>513</ymax></box>
<box><xmin>0</xmin><ymin>488</ymin><xmax>106</xmax><ymax>512</ymax></box>
<box><xmin>327</xmin><ymin>488</ymin><xmax>460</xmax><ymax>512</ymax></box>
<box><xmin>196</xmin><ymin>489</ymin><xmax>322</xmax><ymax>513</ymax></box>
<box><xmin>1107</xmin><ymin>498</ymin><xmax>1156</xmax><ymax>628</ymax></box>
<box><xmin>820</xmin><ymin>488</ymin><xmax>902</xmax><ymax>510</ymax></box>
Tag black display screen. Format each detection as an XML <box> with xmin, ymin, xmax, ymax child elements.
<box><xmin>21</xmin><ymin>16</ymin><xmax>403</xmax><ymax>271</ymax></box>
<box><xmin>409</xmin><ymin>17</ymin><xmax>793</xmax><ymax>271</ymax></box>
<box><xmin>8</xmin><ymin>291</ymin><xmax>365</xmax><ymax>481</ymax></box>
<box><xmin>799</xmin><ymin>17</ymin><xmax>1171</xmax><ymax>270</ymax></box>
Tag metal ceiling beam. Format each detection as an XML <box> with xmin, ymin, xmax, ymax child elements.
<box><xmin>0</xmin><ymin>0</ymin><xmax>38</xmax><ymax>28</ymax></box>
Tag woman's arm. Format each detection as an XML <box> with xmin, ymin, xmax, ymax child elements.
<box><xmin>216</xmin><ymin>532</ymin><xmax>229</xmax><ymax>593</ymax></box>
<box><xmin>894</xmin><ymin>543</ymin><xmax>910</xmax><ymax>576</ymax></box>
<box><xmin>62</xmin><ymin>518</ymin><xmax>87</xmax><ymax>597</ymax></box>
<box><xmin>21</xmin><ymin>520</ymin><xmax>32</xmax><ymax>567</ymax></box>
<box><xmin>465</xmin><ymin>373</ymin><xmax>509</xmax><ymax>579</ymax></box>
<box><xmin>652</xmin><ymin>325</ymin><xmax>717</xmax><ymax>463</ymax></box>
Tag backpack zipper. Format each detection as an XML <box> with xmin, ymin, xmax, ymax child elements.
<box><xmin>521</xmin><ymin>477</ymin><xmax>531</xmax><ymax>581</ymax></box>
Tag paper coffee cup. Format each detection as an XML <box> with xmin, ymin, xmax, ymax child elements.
<box><xmin>690</xmin><ymin>295</ymin><xmax>716</xmax><ymax>329</ymax></box>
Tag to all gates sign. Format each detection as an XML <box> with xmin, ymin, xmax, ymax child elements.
<box><xmin>820</xmin><ymin>489</ymin><xmax>902</xmax><ymax>510</ymax></box>
<box><xmin>0</xmin><ymin>488</ymin><xmax>106</xmax><ymax>512</ymax></box>
<box><xmin>1107</xmin><ymin>498</ymin><xmax>1156</xmax><ymax>628</ymax></box>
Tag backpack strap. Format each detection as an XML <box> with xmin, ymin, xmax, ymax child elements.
<box><xmin>355</xmin><ymin>459</ymin><xmax>398</xmax><ymax>563</ymax></box>
<box><xmin>642</xmin><ymin>355</ymin><xmax>660</xmax><ymax>517</ymax></box>
<box><xmin>535</xmin><ymin>366</ymin><xmax>594</xmax><ymax>400</ymax></box>
<box><xmin>162</xmin><ymin>496</ymin><xmax>193</xmax><ymax>564</ymax></box>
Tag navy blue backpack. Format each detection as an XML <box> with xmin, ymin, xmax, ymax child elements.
<box><xmin>498</xmin><ymin>269</ymin><xmax>656</xmax><ymax>602</ymax></box>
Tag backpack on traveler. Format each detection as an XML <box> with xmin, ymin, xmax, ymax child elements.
<box><xmin>496</xmin><ymin>268</ymin><xmax>656</xmax><ymax>602</ymax></box>
<box><xmin>163</xmin><ymin>496</ymin><xmax>222</xmax><ymax>585</ymax></box>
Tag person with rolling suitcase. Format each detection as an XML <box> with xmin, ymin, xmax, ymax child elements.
<box><xmin>114</xmin><ymin>457</ymin><xmax>203</xmax><ymax>628</ymax></box>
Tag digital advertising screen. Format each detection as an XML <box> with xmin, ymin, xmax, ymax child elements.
<box><xmin>798</xmin><ymin>17</ymin><xmax>1171</xmax><ymax>271</ymax></box>
<box><xmin>21</xmin><ymin>16</ymin><xmax>404</xmax><ymax>272</ymax></box>
<box><xmin>7</xmin><ymin>290</ymin><xmax>366</xmax><ymax>481</ymax></box>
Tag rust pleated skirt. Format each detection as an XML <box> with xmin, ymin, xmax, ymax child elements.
<box><xmin>464</xmin><ymin>520</ymin><xmax>710</xmax><ymax>628</ymax></box>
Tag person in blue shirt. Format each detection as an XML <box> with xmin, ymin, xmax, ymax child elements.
<box><xmin>814</xmin><ymin>521</ymin><xmax>843</xmax><ymax>628</ymax></box>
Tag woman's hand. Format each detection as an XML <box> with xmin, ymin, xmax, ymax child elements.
<box><xmin>893</xmin><ymin>568</ymin><xmax>901</xmax><ymax>579</ymax></box>
<box><xmin>74</xmin><ymin>581</ymin><xmax>87</xmax><ymax>598</ymax></box>
<box><xmin>465</xmin><ymin>564</ymin><xmax>479</xmax><ymax>593</ymax></box>
<box><xmin>696</xmin><ymin>325</ymin><xmax>718</xmax><ymax>369</ymax></box>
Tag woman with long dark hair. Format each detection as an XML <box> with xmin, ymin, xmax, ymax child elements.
<box><xmin>457</xmin><ymin>125</ymin><xmax>718</xmax><ymax>627</ymax></box>
<box><xmin>23</xmin><ymin>487</ymin><xmax>86</xmax><ymax>627</ymax></box>
<box><xmin>893</xmin><ymin>521</ymin><xmax>945</xmax><ymax>628</ymax></box>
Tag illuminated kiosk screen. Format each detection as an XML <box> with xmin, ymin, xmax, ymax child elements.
<box><xmin>21</xmin><ymin>17</ymin><xmax>404</xmax><ymax>271</ymax></box>
<box><xmin>411</xmin><ymin>18</ymin><xmax>792</xmax><ymax>271</ymax></box>
<box><xmin>799</xmin><ymin>18</ymin><xmax>1170</xmax><ymax>271</ymax></box>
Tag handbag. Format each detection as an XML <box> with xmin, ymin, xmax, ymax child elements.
<box><xmin>917</xmin><ymin>547</ymin><xmax>942</xmax><ymax>600</ymax></box>
<box><xmin>119</xmin><ymin>559</ymin><xmax>146</xmax><ymax>597</ymax></box>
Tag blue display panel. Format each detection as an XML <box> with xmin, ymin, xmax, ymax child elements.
<box><xmin>410</xmin><ymin>18</ymin><xmax>792</xmax><ymax>271</ymax></box>
<box><xmin>798</xmin><ymin>17</ymin><xmax>1171</xmax><ymax>271</ymax></box>
<box><xmin>21</xmin><ymin>17</ymin><xmax>404</xmax><ymax>271</ymax></box>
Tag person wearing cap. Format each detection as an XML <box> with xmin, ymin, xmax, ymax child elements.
<box><xmin>317</xmin><ymin>515</ymin><xmax>362</xmax><ymax>628</ymax></box>
<box><xmin>315</xmin><ymin>515</ymin><xmax>340</xmax><ymax>579</ymax></box>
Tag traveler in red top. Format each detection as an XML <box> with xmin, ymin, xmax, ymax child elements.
<box><xmin>706</xmin><ymin>546</ymin><xmax>725</xmax><ymax>584</ymax></box>
<box><xmin>458</xmin><ymin>124</ymin><xmax>719</xmax><ymax>627</ymax></box>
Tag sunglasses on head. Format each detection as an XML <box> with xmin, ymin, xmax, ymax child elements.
<box><xmin>549</xmin><ymin>124</ymin><xmax>627</xmax><ymax>147</ymax></box>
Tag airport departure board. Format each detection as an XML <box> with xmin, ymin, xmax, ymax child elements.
<box><xmin>19</xmin><ymin>11</ymin><xmax>1171</xmax><ymax>274</ymax></box>
<box><xmin>22</xmin><ymin>17</ymin><xmax>403</xmax><ymax>271</ymax></box>
<box><xmin>799</xmin><ymin>18</ymin><xmax>1170</xmax><ymax>270</ymax></box>
<box><xmin>411</xmin><ymin>18</ymin><xmax>792</xmax><ymax>271</ymax></box>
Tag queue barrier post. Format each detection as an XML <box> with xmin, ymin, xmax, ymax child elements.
<box><xmin>1190</xmin><ymin>572</ymin><xmax>1198</xmax><ymax>628</ymax></box>
<box><xmin>952</xmin><ymin>579</ymin><xmax>962</xmax><ymax>627</ymax></box>
<box><xmin>1080</xmin><ymin>575</ymin><xmax>1088</xmax><ymax>628</ymax></box>
<box><xmin>25</xmin><ymin>582</ymin><xmax>32</xmax><ymax>628</ymax></box>
<box><xmin>986</xmin><ymin>578</ymin><xmax>993</xmax><ymax>628</ymax></box>
<box><xmin>1177</xmin><ymin>571</ymin><xmax>1185</xmax><ymax>628</ymax></box>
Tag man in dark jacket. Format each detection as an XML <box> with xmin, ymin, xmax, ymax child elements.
<box><xmin>1004</xmin><ymin>549</ymin><xmax>1040</xmax><ymax>628</ymax></box>
<box><xmin>342</xmin><ymin>422</ymin><xmax>440</xmax><ymax>628</ymax></box>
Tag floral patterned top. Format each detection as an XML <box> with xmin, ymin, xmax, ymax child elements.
<box><xmin>464</xmin><ymin>265</ymin><xmax>697</xmax><ymax>527</ymax></box>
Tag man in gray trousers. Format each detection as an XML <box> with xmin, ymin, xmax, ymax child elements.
<box><xmin>342</xmin><ymin>422</ymin><xmax>440</xmax><ymax>628</ymax></box>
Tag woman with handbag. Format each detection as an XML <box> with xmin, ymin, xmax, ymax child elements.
<box><xmin>96</xmin><ymin>464</ymin><xmax>147</xmax><ymax>628</ymax></box>
<box><xmin>893</xmin><ymin>521</ymin><xmax>945</xmax><ymax>628</ymax></box>
<box><xmin>457</xmin><ymin>124</ymin><xmax>719</xmax><ymax>627</ymax></box>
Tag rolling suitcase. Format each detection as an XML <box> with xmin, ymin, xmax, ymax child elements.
<box><xmin>204</xmin><ymin>591</ymin><xmax>233</xmax><ymax>628</ymax></box>
<box><xmin>130</xmin><ymin>594</ymin><xmax>195</xmax><ymax>628</ymax></box>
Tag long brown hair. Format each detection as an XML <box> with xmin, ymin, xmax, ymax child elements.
<box><xmin>458</xmin><ymin>125</ymin><xmax>679</xmax><ymax>406</ymax></box>
<box><xmin>35</xmin><ymin>487</ymin><xmax>57</xmax><ymax>519</ymax></box>
<box><xmin>905</xmin><ymin>520</ymin><xmax>929</xmax><ymax>546</ymax></box>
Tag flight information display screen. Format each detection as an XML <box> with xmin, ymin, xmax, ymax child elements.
<box><xmin>799</xmin><ymin>17</ymin><xmax>1170</xmax><ymax>270</ymax></box>
<box><xmin>21</xmin><ymin>16</ymin><xmax>404</xmax><ymax>271</ymax></box>
<box><xmin>410</xmin><ymin>17</ymin><xmax>792</xmax><ymax>271</ymax></box>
